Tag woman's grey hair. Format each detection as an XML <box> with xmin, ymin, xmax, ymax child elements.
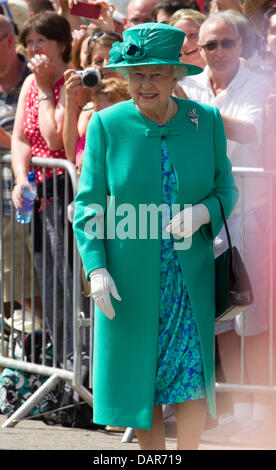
<box><xmin>116</xmin><ymin>65</ymin><xmax>187</xmax><ymax>81</ymax></box>
<box><xmin>199</xmin><ymin>11</ymin><xmax>240</xmax><ymax>43</ymax></box>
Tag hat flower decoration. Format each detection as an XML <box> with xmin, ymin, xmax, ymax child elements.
<box><xmin>122</xmin><ymin>40</ymin><xmax>146</xmax><ymax>61</ymax></box>
<box><xmin>109</xmin><ymin>39</ymin><xmax>146</xmax><ymax>64</ymax></box>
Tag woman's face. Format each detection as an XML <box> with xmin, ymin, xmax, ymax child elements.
<box><xmin>25</xmin><ymin>30</ymin><xmax>65</xmax><ymax>63</ymax></box>
<box><xmin>128</xmin><ymin>65</ymin><xmax>177</xmax><ymax>117</ymax></box>
<box><xmin>90</xmin><ymin>44</ymin><xmax>121</xmax><ymax>78</ymax></box>
<box><xmin>267</xmin><ymin>13</ymin><xmax>276</xmax><ymax>58</ymax></box>
<box><xmin>173</xmin><ymin>19</ymin><xmax>205</xmax><ymax>68</ymax></box>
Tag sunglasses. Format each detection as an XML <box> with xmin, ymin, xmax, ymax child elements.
<box><xmin>88</xmin><ymin>30</ymin><xmax>122</xmax><ymax>47</ymax></box>
<box><xmin>201</xmin><ymin>37</ymin><xmax>240</xmax><ymax>51</ymax></box>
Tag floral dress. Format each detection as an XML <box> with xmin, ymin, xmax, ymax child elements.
<box><xmin>154</xmin><ymin>136</ymin><xmax>206</xmax><ymax>405</ymax></box>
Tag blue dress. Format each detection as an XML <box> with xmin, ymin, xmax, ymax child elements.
<box><xmin>154</xmin><ymin>137</ymin><xmax>206</xmax><ymax>405</ymax></box>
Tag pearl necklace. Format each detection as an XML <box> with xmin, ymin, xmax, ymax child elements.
<box><xmin>159</xmin><ymin>97</ymin><xmax>174</xmax><ymax>126</ymax></box>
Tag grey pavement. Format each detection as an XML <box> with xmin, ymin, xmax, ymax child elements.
<box><xmin>0</xmin><ymin>414</ymin><xmax>266</xmax><ymax>451</ymax></box>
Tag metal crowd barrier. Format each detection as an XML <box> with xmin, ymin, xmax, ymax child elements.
<box><xmin>0</xmin><ymin>155</ymin><xmax>92</xmax><ymax>428</ymax></box>
<box><xmin>0</xmin><ymin>160</ymin><xmax>276</xmax><ymax>443</ymax></box>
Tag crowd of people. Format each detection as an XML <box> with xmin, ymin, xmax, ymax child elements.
<box><xmin>0</xmin><ymin>0</ymin><xmax>275</xmax><ymax>450</ymax></box>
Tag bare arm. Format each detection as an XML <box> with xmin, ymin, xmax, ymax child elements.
<box><xmin>51</xmin><ymin>0</ymin><xmax>83</xmax><ymax>30</ymax></box>
<box><xmin>221</xmin><ymin>114</ymin><xmax>258</xmax><ymax>144</ymax></box>
<box><xmin>63</xmin><ymin>69</ymin><xmax>82</xmax><ymax>162</ymax></box>
<box><xmin>183</xmin><ymin>88</ymin><xmax>257</xmax><ymax>144</ymax></box>
<box><xmin>28</xmin><ymin>54</ymin><xmax>66</xmax><ymax>150</ymax></box>
<box><xmin>11</xmin><ymin>75</ymin><xmax>33</xmax><ymax>209</ymax></box>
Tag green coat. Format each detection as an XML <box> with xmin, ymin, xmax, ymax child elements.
<box><xmin>73</xmin><ymin>98</ymin><xmax>238</xmax><ymax>429</ymax></box>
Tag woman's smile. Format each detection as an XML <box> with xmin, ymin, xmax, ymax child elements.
<box><xmin>139</xmin><ymin>92</ymin><xmax>158</xmax><ymax>100</ymax></box>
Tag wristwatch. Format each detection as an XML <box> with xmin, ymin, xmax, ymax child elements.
<box><xmin>38</xmin><ymin>93</ymin><xmax>52</xmax><ymax>102</ymax></box>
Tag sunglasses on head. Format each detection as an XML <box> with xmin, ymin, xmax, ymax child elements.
<box><xmin>88</xmin><ymin>30</ymin><xmax>122</xmax><ymax>46</ymax></box>
<box><xmin>201</xmin><ymin>37</ymin><xmax>240</xmax><ymax>51</ymax></box>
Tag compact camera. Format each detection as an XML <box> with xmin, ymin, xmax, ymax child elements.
<box><xmin>74</xmin><ymin>67</ymin><xmax>101</xmax><ymax>88</ymax></box>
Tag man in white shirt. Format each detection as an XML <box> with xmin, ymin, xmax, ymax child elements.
<box><xmin>181</xmin><ymin>11</ymin><xmax>273</xmax><ymax>447</ymax></box>
<box><xmin>181</xmin><ymin>15</ymin><xmax>270</xmax><ymax>169</ymax></box>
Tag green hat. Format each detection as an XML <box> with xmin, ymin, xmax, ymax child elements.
<box><xmin>105</xmin><ymin>22</ymin><xmax>202</xmax><ymax>76</ymax></box>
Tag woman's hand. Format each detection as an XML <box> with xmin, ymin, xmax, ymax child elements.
<box><xmin>64</xmin><ymin>68</ymin><xmax>92</xmax><ymax>108</ymax></box>
<box><xmin>71</xmin><ymin>27</ymin><xmax>88</xmax><ymax>48</ymax></box>
<box><xmin>165</xmin><ymin>203</ymin><xmax>210</xmax><ymax>238</ymax></box>
<box><xmin>89</xmin><ymin>268</ymin><xmax>122</xmax><ymax>320</ymax></box>
<box><xmin>87</xmin><ymin>1</ymin><xmax>115</xmax><ymax>32</ymax></box>
<box><xmin>65</xmin><ymin>0</ymin><xmax>115</xmax><ymax>31</ymax></box>
<box><xmin>64</xmin><ymin>68</ymin><xmax>83</xmax><ymax>104</ymax></box>
<box><xmin>67</xmin><ymin>0</ymin><xmax>78</xmax><ymax>9</ymax></box>
<box><xmin>53</xmin><ymin>0</ymin><xmax>78</xmax><ymax>14</ymax></box>
<box><xmin>27</xmin><ymin>54</ymin><xmax>55</xmax><ymax>92</ymax></box>
<box><xmin>12</xmin><ymin>182</ymin><xmax>27</xmax><ymax>210</ymax></box>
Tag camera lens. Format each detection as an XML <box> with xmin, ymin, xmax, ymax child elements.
<box><xmin>82</xmin><ymin>68</ymin><xmax>101</xmax><ymax>87</ymax></box>
<box><xmin>83</xmin><ymin>73</ymin><xmax>98</xmax><ymax>87</ymax></box>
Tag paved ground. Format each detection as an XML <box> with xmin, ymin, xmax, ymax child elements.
<box><xmin>0</xmin><ymin>414</ymin><xmax>266</xmax><ymax>451</ymax></box>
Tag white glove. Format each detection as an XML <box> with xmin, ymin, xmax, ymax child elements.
<box><xmin>89</xmin><ymin>268</ymin><xmax>121</xmax><ymax>320</ymax></box>
<box><xmin>165</xmin><ymin>203</ymin><xmax>210</xmax><ymax>238</ymax></box>
<box><xmin>67</xmin><ymin>201</ymin><xmax>75</xmax><ymax>223</ymax></box>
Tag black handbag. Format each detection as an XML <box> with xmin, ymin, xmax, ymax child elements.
<box><xmin>215</xmin><ymin>197</ymin><xmax>254</xmax><ymax>321</ymax></box>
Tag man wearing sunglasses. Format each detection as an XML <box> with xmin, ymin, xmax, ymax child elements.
<box><xmin>182</xmin><ymin>11</ymin><xmax>274</xmax><ymax>448</ymax></box>
<box><xmin>181</xmin><ymin>11</ymin><xmax>271</xmax><ymax>146</ymax></box>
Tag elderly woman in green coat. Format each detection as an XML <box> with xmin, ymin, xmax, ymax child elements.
<box><xmin>73</xmin><ymin>22</ymin><xmax>238</xmax><ymax>450</ymax></box>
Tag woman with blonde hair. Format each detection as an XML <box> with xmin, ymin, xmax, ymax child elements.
<box><xmin>86</xmin><ymin>30</ymin><xmax>124</xmax><ymax>80</ymax></box>
<box><xmin>170</xmin><ymin>8</ymin><xmax>206</xmax><ymax>69</ymax></box>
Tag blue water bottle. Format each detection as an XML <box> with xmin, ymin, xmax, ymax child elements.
<box><xmin>15</xmin><ymin>171</ymin><xmax>37</xmax><ymax>224</ymax></box>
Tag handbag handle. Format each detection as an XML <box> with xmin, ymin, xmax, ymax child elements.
<box><xmin>216</xmin><ymin>196</ymin><xmax>233</xmax><ymax>252</ymax></box>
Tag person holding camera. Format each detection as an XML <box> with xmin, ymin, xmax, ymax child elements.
<box><xmin>11</xmin><ymin>11</ymin><xmax>74</xmax><ymax>365</ymax></box>
<box><xmin>63</xmin><ymin>30</ymin><xmax>126</xmax><ymax>167</ymax></box>
<box><xmin>63</xmin><ymin>70</ymin><xmax>130</xmax><ymax>167</ymax></box>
